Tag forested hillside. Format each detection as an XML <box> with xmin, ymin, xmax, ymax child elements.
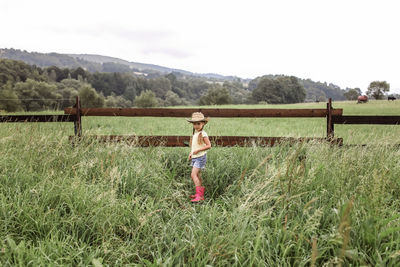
<box><xmin>0</xmin><ymin>49</ymin><xmax>348</xmax><ymax>111</ymax></box>
<box><xmin>0</xmin><ymin>58</ymin><xmax>253</xmax><ymax>111</ymax></box>
<box><xmin>0</xmin><ymin>48</ymin><xmax>102</xmax><ymax>72</ymax></box>
<box><xmin>1</xmin><ymin>49</ymin><xmax>240</xmax><ymax>80</ymax></box>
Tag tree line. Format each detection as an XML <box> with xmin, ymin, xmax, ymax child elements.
<box><xmin>1</xmin><ymin>58</ymin><xmax>311</xmax><ymax>112</ymax></box>
<box><xmin>343</xmin><ymin>81</ymin><xmax>396</xmax><ymax>101</ymax></box>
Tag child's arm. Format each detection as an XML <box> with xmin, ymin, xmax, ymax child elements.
<box><xmin>188</xmin><ymin>136</ymin><xmax>193</xmax><ymax>160</ymax></box>
<box><xmin>192</xmin><ymin>137</ymin><xmax>211</xmax><ymax>155</ymax></box>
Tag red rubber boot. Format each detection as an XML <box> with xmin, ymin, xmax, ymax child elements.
<box><xmin>191</xmin><ymin>186</ymin><xmax>205</xmax><ymax>202</ymax></box>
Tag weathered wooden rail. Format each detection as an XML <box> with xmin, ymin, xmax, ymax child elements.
<box><xmin>0</xmin><ymin>114</ymin><xmax>76</xmax><ymax>123</ymax></box>
<box><xmin>64</xmin><ymin>107</ymin><xmax>343</xmax><ymax>117</ymax></box>
<box><xmin>332</xmin><ymin>115</ymin><xmax>400</xmax><ymax>125</ymax></box>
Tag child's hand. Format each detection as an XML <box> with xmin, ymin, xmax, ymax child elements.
<box><xmin>188</xmin><ymin>152</ymin><xmax>193</xmax><ymax>160</ymax></box>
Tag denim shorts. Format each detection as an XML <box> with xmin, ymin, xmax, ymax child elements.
<box><xmin>191</xmin><ymin>154</ymin><xmax>207</xmax><ymax>169</ymax></box>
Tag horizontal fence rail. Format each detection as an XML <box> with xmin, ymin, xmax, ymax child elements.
<box><xmin>332</xmin><ymin>115</ymin><xmax>400</xmax><ymax>125</ymax></box>
<box><xmin>0</xmin><ymin>114</ymin><xmax>76</xmax><ymax>123</ymax></box>
<box><xmin>64</xmin><ymin>107</ymin><xmax>343</xmax><ymax>117</ymax></box>
<box><xmin>69</xmin><ymin>135</ymin><xmax>343</xmax><ymax>147</ymax></box>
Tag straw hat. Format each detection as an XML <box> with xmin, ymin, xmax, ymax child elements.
<box><xmin>186</xmin><ymin>112</ymin><xmax>209</xmax><ymax>124</ymax></box>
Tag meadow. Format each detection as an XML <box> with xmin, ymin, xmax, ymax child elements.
<box><xmin>0</xmin><ymin>100</ymin><xmax>399</xmax><ymax>266</ymax></box>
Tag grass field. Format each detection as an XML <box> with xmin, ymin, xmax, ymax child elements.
<box><xmin>1</xmin><ymin>100</ymin><xmax>400</xmax><ymax>265</ymax></box>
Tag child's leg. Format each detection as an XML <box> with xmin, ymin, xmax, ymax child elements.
<box><xmin>190</xmin><ymin>167</ymin><xmax>205</xmax><ymax>202</ymax></box>
<box><xmin>191</xmin><ymin>167</ymin><xmax>202</xmax><ymax>187</ymax></box>
<box><xmin>198</xmin><ymin>171</ymin><xmax>203</xmax><ymax>185</ymax></box>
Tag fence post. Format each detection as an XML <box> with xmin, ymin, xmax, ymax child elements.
<box><xmin>74</xmin><ymin>96</ymin><xmax>82</xmax><ymax>137</ymax></box>
<box><xmin>326</xmin><ymin>98</ymin><xmax>334</xmax><ymax>138</ymax></box>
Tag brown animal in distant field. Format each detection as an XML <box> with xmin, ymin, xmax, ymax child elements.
<box><xmin>388</xmin><ymin>96</ymin><xmax>396</xmax><ymax>101</ymax></box>
<box><xmin>357</xmin><ymin>95</ymin><xmax>368</xmax><ymax>103</ymax></box>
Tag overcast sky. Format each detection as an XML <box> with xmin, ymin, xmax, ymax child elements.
<box><xmin>2</xmin><ymin>0</ymin><xmax>400</xmax><ymax>93</ymax></box>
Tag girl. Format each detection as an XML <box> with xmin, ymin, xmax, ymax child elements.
<box><xmin>187</xmin><ymin>112</ymin><xmax>211</xmax><ymax>202</ymax></box>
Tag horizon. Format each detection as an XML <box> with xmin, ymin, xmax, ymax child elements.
<box><xmin>2</xmin><ymin>0</ymin><xmax>400</xmax><ymax>94</ymax></box>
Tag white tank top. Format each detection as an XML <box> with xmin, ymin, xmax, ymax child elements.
<box><xmin>191</xmin><ymin>130</ymin><xmax>208</xmax><ymax>158</ymax></box>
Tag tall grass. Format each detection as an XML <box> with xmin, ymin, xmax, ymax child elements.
<box><xmin>1</xmin><ymin>101</ymin><xmax>400</xmax><ymax>265</ymax></box>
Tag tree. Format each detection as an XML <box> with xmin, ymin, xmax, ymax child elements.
<box><xmin>58</xmin><ymin>87</ymin><xmax>78</xmax><ymax>109</ymax></box>
<box><xmin>48</xmin><ymin>69</ymin><xmax>57</xmax><ymax>82</ymax></box>
<box><xmin>199</xmin><ymin>85</ymin><xmax>232</xmax><ymax>105</ymax></box>
<box><xmin>165</xmin><ymin>73</ymin><xmax>177</xmax><ymax>85</ymax></box>
<box><xmin>79</xmin><ymin>85</ymin><xmax>104</xmax><ymax>108</ymax></box>
<box><xmin>149</xmin><ymin>77</ymin><xmax>171</xmax><ymax>99</ymax></box>
<box><xmin>56</xmin><ymin>79</ymin><xmax>81</xmax><ymax>109</ymax></box>
<box><xmin>186</xmin><ymin>79</ymin><xmax>209</xmax><ymax>100</ymax></box>
<box><xmin>344</xmin><ymin>88</ymin><xmax>361</xmax><ymax>100</ymax></box>
<box><xmin>367</xmin><ymin>81</ymin><xmax>390</xmax><ymax>100</ymax></box>
<box><xmin>105</xmin><ymin>94</ymin><xmax>132</xmax><ymax>108</ymax></box>
<box><xmin>222</xmin><ymin>81</ymin><xmax>251</xmax><ymax>104</ymax></box>
<box><xmin>252</xmin><ymin>78</ymin><xmax>282</xmax><ymax>104</ymax></box>
<box><xmin>123</xmin><ymin>82</ymin><xmax>137</xmax><ymax>102</ymax></box>
<box><xmin>252</xmin><ymin>76</ymin><xmax>305</xmax><ymax>104</ymax></box>
<box><xmin>0</xmin><ymin>83</ymin><xmax>21</xmax><ymax>112</ymax></box>
<box><xmin>71</xmin><ymin>67</ymin><xmax>88</xmax><ymax>81</ymax></box>
<box><xmin>134</xmin><ymin>90</ymin><xmax>158</xmax><ymax>107</ymax></box>
<box><xmin>0</xmin><ymin>58</ymin><xmax>46</xmax><ymax>88</ymax></box>
<box><xmin>45</xmin><ymin>66</ymin><xmax>68</xmax><ymax>82</ymax></box>
<box><xmin>14</xmin><ymin>79</ymin><xmax>61</xmax><ymax>111</ymax></box>
<box><xmin>164</xmin><ymin>90</ymin><xmax>184</xmax><ymax>106</ymax></box>
<box><xmin>279</xmin><ymin>76</ymin><xmax>306</xmax><ymax>104</ymax></box>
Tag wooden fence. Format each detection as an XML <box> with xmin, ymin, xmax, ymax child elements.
<box><xmin>1</xmin><ymin>97</ymin><xmax>399</xmax><ymax>147</ymax></box>
<box><xmin>0</xmin><ymin>97</ymin><xmax>82</xmax><ymax>136</ymax></box>
<box><xmin>62</xmin><ymin>97</ymin><xmax>345</xmax><ymax>146</ymax></box>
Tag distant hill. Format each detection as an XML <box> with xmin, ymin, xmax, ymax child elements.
<box><xmin>0</xmin><ymin>48</ymin><xmax>102</xmax><ymax>72</ymax></box>
<box><xmin>0</xmin><ymin>48</ymin><xmax>241</xmax><ymax>81</ymax></box>
<box><xmin>67</xmin><ymin>53</ymin><xmax>192</xmax><ymax>75</ymax></box>
<box><xmin>68</xmin><ymin>54</ymin><xmax>244</xmax><ymax>81</ymax></box>
<box><xmin>0</xmin><ymin>48</ymin><xmax>346</xmax><ymax>100</ymax></box>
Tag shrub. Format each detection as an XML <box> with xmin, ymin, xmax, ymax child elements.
<box><xmin>134</xmin><ymin>90</ymin><xmax>158</xmax><ymax>107</ymax></box>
